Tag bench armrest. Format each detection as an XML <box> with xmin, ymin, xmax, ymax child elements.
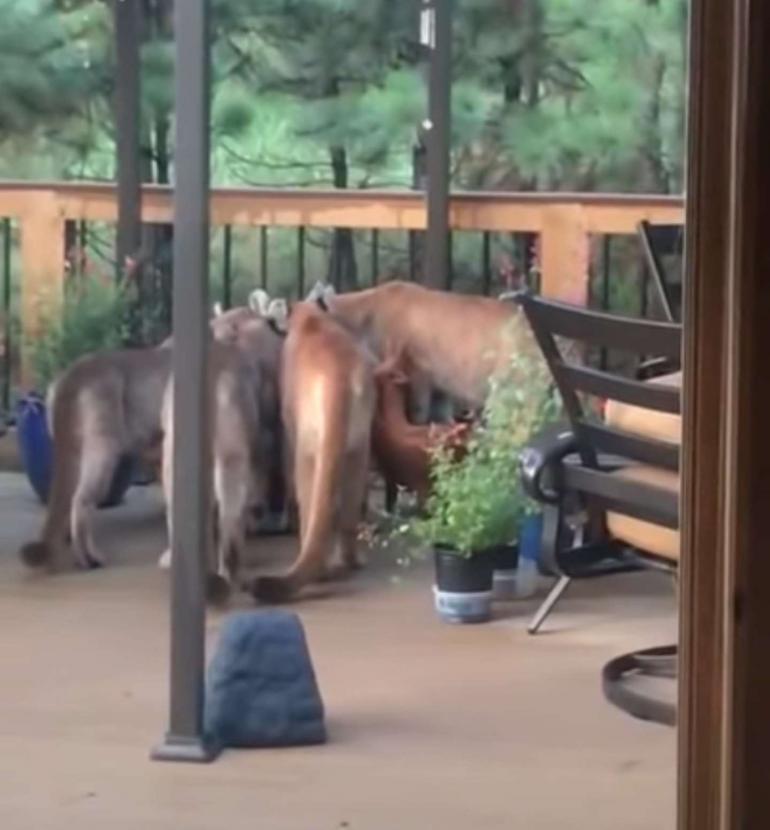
<box><xmin>519</xmin><ymin>423</ymin><xmax>578</xmax><ymax>505</ymax></box>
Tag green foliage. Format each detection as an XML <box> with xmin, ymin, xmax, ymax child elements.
<box><xmin>402</xmin><ymin>325</ymin><xmax>562</xmax><ymax>556</ymax></box>
<box><xmin>209</xmin><ymin>0</ymin><xmax>422</xmax><ymax>188</ymax></box>
<box><xmin>213</xmin><ymin>85</ymin><xmax>257</xmax><ymax>139</ymax></box>
<box><xmin>141</xmin><ymin>39</ymin><xmax>175</xmax><ymax>119</ymax></box>
<box><xmin>0</xmin><ymin>0</ymin><xmax>687</xmax><ymax>304</ymax></box>
<box><xmin>454</xmin><ymin>0</ymin><xmax>687</xmax><ymax>191</ymax></box>
<box><xmin>0</xmin><ymin>0</ymin><xmax>687</xmax><ymax>199</ymax></box>
<box><xmin>0</xmin><ymin>0</ymin><xmax>96</xmax><ymax>141</ymax></box>
<box><xmin>27</xmin><ymin>278</ymin><xmax>133</xmax><ymax>392</ymax></box>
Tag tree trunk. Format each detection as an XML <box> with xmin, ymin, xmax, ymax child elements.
<box><xmin>641</xmin><ymin>54</ymin><xmax>671</xmax><ymax>193</ymax></box>
<box><xmin>326</xmin><ymin>144</ymin><xmax>358</xmax><ymax>291</ymax></box>
<box><xmin>522</xmin><ymin>0</ymin><xmax>544</xmax><ymax>110</ymax></box>
<box><xmin>134</xmin><ymin>0</ymin><xmax>173</xmax><ymax>343</ymax></box>
<box><xmin>673</xmin><ymin>0</ymin><xmax>688</xmax><ymax>190</ymax></box>
<box><xmin>152</xmin><ymin>112</ymin><xmax>173</xmax><ymax>334</ymax></box>
<box><xmin>154</xmin><ymin>114</ymin><xmax>171</xmax><ymax>185</ymax></box>
<box><xmin>410</xmin><ymin>140</ymin><xmax>427</xmax><ymax>282</ymax></box>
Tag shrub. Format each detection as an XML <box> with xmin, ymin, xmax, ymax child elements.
<box><xmin>401</xmin><ymin>323</ymin><xmax>561</xmax><ymax>556</ymax></box>
<box><xmin>26</xmin><ymin>277</ymin><xmax>134</xmax><ymax>392</ymax></box>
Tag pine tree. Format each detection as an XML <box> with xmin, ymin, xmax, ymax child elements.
<box><xmin>1</xmin><ymin>0</ymin><xmax>688</xmax><ymax>299</ymax></box>
<box><xmin>453</xmin><ymin>0</ymin><xmax>686</xmax><ymax>193</ymax></box>
<box><xmin>0</xmin><ymin>0</ymin><xmax>95</xmax><ymax>142</ymax></box>
<box><xmin>209</xmin><ymin>0</ymin><xmax>424</xmax><ymax>288</ymax></box>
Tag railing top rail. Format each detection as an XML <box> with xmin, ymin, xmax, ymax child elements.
<box><xmin>0</xmin><ymin>179</ymin><xmax>685</xmax><ymax>209</ymax></box>
<box><xmin>3</xmin><ymin>180</ymin><xmax>685</xmax><ymax>386</ymax></box>
<box><xmin>0</xmin><ymin>181</ymin><xmax>685</xmax><ymax>238</ymax></box>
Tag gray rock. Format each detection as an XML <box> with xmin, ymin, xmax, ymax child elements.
<box><xmin>204</xmin><ymin>610</ymin><xmax>326</xmax><ymax>749</ymax></box>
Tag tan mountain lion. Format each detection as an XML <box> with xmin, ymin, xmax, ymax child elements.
<box><xmin>250</xmin><ymin>301</ymin><xmax>375</xmax><ymax>603</ymax></box>
<box><xmin>306</xmin><ymin>280</ymin><xmax>534</xmax><ymax>419</ymax></box>
<box><xmin>19</xmin><ymin>296</ymin><xmax>281</xmax><ymax>574</ymax></box>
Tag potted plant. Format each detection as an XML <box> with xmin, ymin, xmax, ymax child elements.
<box><xmin>411</xmin><ymin>440</ymin><xmax>523</xmax><ymax>623</ymax></box>
<box><xmin>17</xmin><ymin>277</ymin><xmax>136</xmax><ymax>507</ymax></box>
<box><xmin>393</xmin><ymin>323</ymin><xmax>562</xmax><ymax>623</ymax></box>
<box><xmin>483</xmin><ymin>343</ymin><xmax>561</xmax><ymax>600</ymax></box>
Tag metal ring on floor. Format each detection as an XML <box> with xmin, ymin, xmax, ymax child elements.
<box><xmin>601</xmin><ymin>644</ymin><xmax>677</xmax><ymax>727</ymax></box>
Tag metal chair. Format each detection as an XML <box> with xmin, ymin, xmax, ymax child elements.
<box><xmin>638</xmin><ymin>220</ymin><xmax>684</xmax><ymax>324</ymax></box>
<box><xmin>517</xmin><ymin>291</ymin><xmax>681</xmax><ymax>726</ymax></box>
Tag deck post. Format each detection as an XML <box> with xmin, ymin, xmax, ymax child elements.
<box><xmin>151</xmin><ymin>0</ymin><xmax>217</xmax><ymax>763</ymax></box>
<box><xmin>18</xmin><ymin>192</ymin><xmax>65</xmax><ymax>387</ymax></box>
<box><xmin>421</xmin><ymin>0</ymin><xmax>452</xmax><ymax>289</ymax></box>
<box><xmin>539</xmin><ymin>205</ymin><xmax>590</xmax><ymax>305</ymax></box>
<box><xmin>114</xmin><ymin>0</ymin><xmax>142</xmax><ymax>279</ymax></box>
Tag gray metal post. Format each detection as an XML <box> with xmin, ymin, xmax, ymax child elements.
<box><xmin>421</xmin><ymin>0</ymin><xmax>452</xmax><ymax>289</ymax></box>
<box><xmin>114</xmin><ymin>0</ymin><xmax>142</xmax><ymax>276</ymax></box>
<box><xmin>152</xmin><ymin>0</ymin><xmax>217</xmax><ymax>764</ymax></box>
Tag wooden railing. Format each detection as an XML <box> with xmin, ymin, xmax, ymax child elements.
<box><xmin>0</xmin><ymin>180</ymin><xmax>684</xmax><ymax>344</ymax></box>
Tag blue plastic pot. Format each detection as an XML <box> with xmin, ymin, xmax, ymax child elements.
<box><xmin>15</xmin><ymin>393</ymin><xmax>134</xmax><ymax>508</ymax></box>
<box><xmin>519</xmin><ymin>512</ymin><xmax>544</xmax><ymax>564</ymax></box>
<box><xmin>515</xmin><ymin>512</ymin><xmax>544</xmax><ymax>599</ymax></box>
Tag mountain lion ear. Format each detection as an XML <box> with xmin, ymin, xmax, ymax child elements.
<box><xmin>266</xmin><ymin>298</ymin><xmax>289</xmax><ymax>331</ymax></box>
<box><xmin>305</xmin><ymin>280</ymin><xmax>336</xmax><ymax>303</ymax></box>
<box><xmin>321</xmin><ymin>284</ymin><xmax>337</xmax><ymax>304</ymax></box>
<box><xmin>265</xmin><ymin>301</ymin><xmax>289</xmax><ymax>338</ymax></box>
<box><xmin>249</xmin><ymin>288</ymin><xmax>271</xmax><ymax>315</ymax></box>
<box><xmin>212</xmin><ymin>302</ymin><xmax>223</xmax><ymax>317</ymax></box>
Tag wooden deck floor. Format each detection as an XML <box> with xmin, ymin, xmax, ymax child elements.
<box><xmin>0</xmin><ymin>472</ymin><xmax>676</xmax><ymax>830</ymax></box>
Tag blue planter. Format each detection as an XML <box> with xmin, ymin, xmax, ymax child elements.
<box><xmin>15</xmin><ymin>394</ymin><xmax>134</xmax><ymax>508</ymax></box>
<box><xmin>519</xmin><ymin>512</ymin><xmax>544</xmax><ymax>564</ymax></box>
<box><xmin>512</xmin><ymin>512</ymin><xmax>544</xmax><ymax>598</ymax></box>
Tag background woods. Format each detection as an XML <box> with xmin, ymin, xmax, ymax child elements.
<box><xmin>0</xmin><ymin>0</ymin><xmax>686</xmax><ymax>323</ymax></box>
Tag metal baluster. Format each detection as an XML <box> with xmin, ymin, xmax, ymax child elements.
<box><xmin>482</xmin><ymin>232</ymin><xmax>491</xmax><ymax>296</ymax></box>
<box><xmin>222</xmin><ymin>225</ymin><xmax>232</xmax><ymax>309</ymax></box>
<box><xmin>260</xmin><ymin>226</ymin><xmax>268</xmax><ymax>290</ymax></box>
<box><xmin>601</xmin><ymin>235</ymin><xmax>612</xmax><ymax>370</ymax></box>
<box><xmin>297</xmin><ymin>226</ymin><xmax>306</xmax><ymax>298</ymax></box>
<box><xmin>371</xmin><ymin>229</ymin><xmax>379</xmax><ymax>285</ymax></box>
<box><xmin>446</xmin><ymin>230</ymin><xmax>454</xmax><ymax>290</ymax></box>
<box><xmin>2</xmin><ymin>218</ymin><xmax>11</xmax><ymax>417</ymax></box>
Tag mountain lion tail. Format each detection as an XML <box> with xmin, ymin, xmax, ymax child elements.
<box><xmin>252</xmin><ymin>385</ymin><xmax>348</xmax><ymax>602</ymax></box>
<box><xmin>19</xmin><ymin>384</ymin><xmax>81</xmax><ymax>568</ymax></box>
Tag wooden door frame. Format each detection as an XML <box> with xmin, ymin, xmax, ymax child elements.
<box><xmin>679</xmin><ymin>0</ymin><xmax>770</xmax><ymax>826</ymax></box>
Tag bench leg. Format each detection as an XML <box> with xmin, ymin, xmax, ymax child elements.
<box><xmin>528</xmin><ymin>575</ymin><xmax>572</xmax><ymax>635</ymax></box>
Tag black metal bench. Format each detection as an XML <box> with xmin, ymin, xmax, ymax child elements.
<box><xmin>517</xmin><ymin>291</ymin><xmax>681</xmax><ymax>726</ymax></box>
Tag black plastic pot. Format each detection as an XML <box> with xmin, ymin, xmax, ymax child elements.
<box><xmin>433</xmin><ymin>545</ymin><xmax>494</xmax><ymax>592</ymax></box>
<box><xmin>433</xmin><ymin>546</ymin><xmax>494</xmax><ymax>623</ymax></box>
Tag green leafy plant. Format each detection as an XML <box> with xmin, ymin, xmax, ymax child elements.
<box><xmin>26</xmin><ymin>277</ymin><xmax>134</xmax><ymax>392</ymax></box>
<box><xmin>398</xmin><ymin>324</ymin><xmax>561</xmax><ymax>557</ymax></box>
